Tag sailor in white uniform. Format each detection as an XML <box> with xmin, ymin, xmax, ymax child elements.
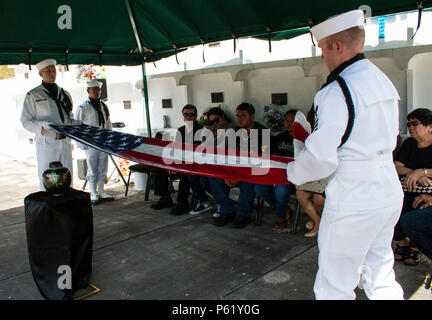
<box><xmin>76</xmin><ymin>79</ymin><xmax>114</xmax><ymax>205</ymax></box>
<box><xmin>21</xmin><ymin>59</ymin><xmax>74</xmax><ymax>191</ymax></box>
<box><xmin>286</xmin><ymin>10</ymin><xmax>404</xmax><ymax>300</ymax></box>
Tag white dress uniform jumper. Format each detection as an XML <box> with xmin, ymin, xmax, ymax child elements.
<box><xmin>21</xmin><ymin>82</ymin><xmax>74</xmax><ymax>191</ymax></box>
<box><xmin>75</xmin><ymin>94</ymin><xmax>113</xmax><ymax>204</ymax></box>
<box><xmin>287</xmin><ymin>53</ymin><xmax>404</xmax><ymax>299</ymax></box>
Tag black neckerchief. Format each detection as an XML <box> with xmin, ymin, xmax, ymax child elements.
<box><xmin>89</xmin><ymin>98</ymin><xmax>105</xmax><ymax>127</ymax></box>
<box><xmin>313</xmin><ymin>53</ymin><xmax>365</xmax><ymax>147</ymax></box>
<box><xmin>321</xmin><ymin>53</ymin><xmax>365</xmax><ymax>89</ymax></box>
<box><xmin>42</xmin><ymin>82</ymin><xmax>58</xmax><ymax>98</ymax></box>
<box><xmin>42</xmin><ymin>82</ymin><xmax>72</xmax><ymax>123</ymax></box>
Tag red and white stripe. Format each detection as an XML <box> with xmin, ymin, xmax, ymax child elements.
<box><xmin>121</xmin><ymin>138</ymin><xmax>293</xmax><ymax>185</ymax></box>
<box><xmin>293</xmin><ymin>111</ymin><xmax>311</xmax><ymax>158</ymax></box>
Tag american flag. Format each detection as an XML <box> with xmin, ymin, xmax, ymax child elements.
<box><xmin>293</xmin><ymin>111</ymin><xmax>311</xmax><ymax>158</ymax></box>
<box><xmin>51</xmin><ymin>124</ymin><xmax>293</xmax><ymax>185</ymax></box>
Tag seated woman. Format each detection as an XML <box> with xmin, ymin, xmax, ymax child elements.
<box><xmin>394</xmin><ymin>108</ymin><xmax>432</xmax><ymax>266</ymax></box>
<box><xmin>400</xmin><ymin>194</ymin><xmax>432</xmax><ymax>262</ymax></box>
<box><xmin>203</xmin><ymin>107</ymin><xmax>236</xmax><ymax>218</ymax></box>
<box><xmin>295</xmin><ymin>181</ymin><xmax>326</xmax><ymax>238</ymax></box>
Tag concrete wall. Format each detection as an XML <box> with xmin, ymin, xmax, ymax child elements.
<box><xmin>147</xmin><ymin>56</ymin><xmax>411</xmax><ymax>133</ymax></box>
<box><xmin>147</xmin><ymin>77</ymin><xmax>188</xmax><ymax>130</ymax></box>
<box><xmin>246</xmin><ymin>66</ymin><xmax>316</xmax><ymax>121</ymax></box>
<box><xmin>188</xmin><ymin>72</ymin><xmax>243</xmax><ymax>125</ymax></box>
<box><xmin>146</xmin><ymin>66</ymin><xmax>318</xmax><ymax>131</ymax></box>
<box><xmin>408</xmin><ymin>52</ymin><xmax>432</xmax><ymax>112</ymax></box>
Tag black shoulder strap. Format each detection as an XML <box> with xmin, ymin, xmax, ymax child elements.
<box><xmin>60</xmin><ymin>89</ymin><xmax>73</xmax><ymax>115</ymax></box>
<box><xmin>101</xmin><ymin>100</ymin><xmax>110</xmax><ymax>119</ymax></box>
<box><xmin>335</xmin><ymin>75</ymin><xmax>355</xmax><ymax>148</ymax></box>
<box><xmin>42</xmin><ymin>88</ymin><xmax>72</xmax><ymax>123</ymax></box>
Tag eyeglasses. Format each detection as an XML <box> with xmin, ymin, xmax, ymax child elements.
<box><xmin>183</xmin><ymin>113</ymin><xmax>196</xmax><ymax>117</ymax></box>
<box><xmin>407</xmin><ymin>121</ymin><xmax>421</xmax><ymax>128</ymax></box>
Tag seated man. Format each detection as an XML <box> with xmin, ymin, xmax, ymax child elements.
<box><xmin>211</xmin><ymin>102</ymin><xmax>269</xmax><ymax>229</ymax></box>
<box><xmin>400</xmin><ymin>194</ymin><xmax>432</xmax><ymax>264</ymax></box>
<box><xmin>150</xmin><ymin>104</ymin><xmax>212</xmax><ymax>215</ymax></box>
<box><xmin>255</xmin><ymin>109</ymin><xmax>297</xmax><ymax>232</ymax></box>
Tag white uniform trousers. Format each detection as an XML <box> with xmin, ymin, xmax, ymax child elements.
<box><xmin>36</xmin><ymin>141</ymin><xmax>73</xmax><ymax>191</ymax></box>
<box><xmin>84</xmin><ymin>148</ymin><xmax>108</xmax><ymax>183</ymax></box>
<box><xmin>314</xmin><ymin>199</ymin><xmax>404</xmax><ymax>300</ymax></box>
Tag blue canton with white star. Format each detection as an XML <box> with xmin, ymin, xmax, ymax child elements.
<box><xmin>51</xmin><ymin>124</ymin><xmax>146</xmax><ymax>153</ymax></box>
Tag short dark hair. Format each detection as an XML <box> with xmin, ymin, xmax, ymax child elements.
<box><xmin>236</xmin><ymin>102</ymin><xmax>255</xmax><ymax>115</ymax></box>
<box><xmin>207</xmin><ymin>107</ymin><xmax>232</xmax><ymax>122</ymax></box>
<box><xmin>182</xmin><ymin>104</ymin><xmax>197</xmax><ymax>115</ymax></box>
<box><xmin>407</xmin><ymin>108</ymin><xmax>432</xmax><ymax>126</ymax></box>
<box><xmin>284</xmin><ymin>109</ymin><xmax>298</xmax><ymax>117</ymax></box>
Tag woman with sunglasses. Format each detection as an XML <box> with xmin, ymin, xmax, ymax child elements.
<box><xmin>393</xmin><ymin>108</ymin><xmax>432</xmax><ymax>266</ymax></box>
<box><xmin>204</xmin><ymin>107</ymin><xmax>235</xmax><ymax>217</ymax></box>
<box><xmin>205</xmin><ymin>107</ymin><xmax>234</xmax><ymax>143</ymax></box>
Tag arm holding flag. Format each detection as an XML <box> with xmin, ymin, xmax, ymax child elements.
<box><xmin>287</xmin><ymin>85</ymin><xmax>348</xmax><ymax>185</ymax></box>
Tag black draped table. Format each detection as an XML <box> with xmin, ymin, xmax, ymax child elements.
<box><xmin>24</xmin><ymin>189</ymin><xmax>93</xmax><ymax>300</ymax></box>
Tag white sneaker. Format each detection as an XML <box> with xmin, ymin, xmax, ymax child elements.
<box><xmin>213</xmin><ymin>204</ymin><xmax>221</xmax><ymax>218</ymax></box>
<box><xmin>189</xmin><ymin>201</ymin><xmax>212</xmax><ymax>215</ymax></box>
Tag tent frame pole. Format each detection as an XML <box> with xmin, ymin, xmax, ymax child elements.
<box><xmin>141</xmin><ymin>63</ymin><xmax>152</xmax><ymax>137</ymax></box>
<box><xmin>124</xmin><ymin>0</ymin><xmax>152</xmax><ymax>137</ymax></box>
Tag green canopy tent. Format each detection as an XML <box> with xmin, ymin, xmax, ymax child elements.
<box><xmin>1</xmin><ymin>0</ymin><xmax>431</xmax><ymax>136</ymax></box>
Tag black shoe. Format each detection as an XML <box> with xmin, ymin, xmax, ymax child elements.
<box><xmin>150</xmin><ymin>197</ymin><xmax>173</xmax><ymax>210</ymax></box>
<box><xmin>230</xmin><ymin>214</ymin><xmax>251</xmax><ymax>228</ymax></box>
<box><xmin>213</xmin><ymin>212</ymin><xmax>235</xmax><ymax>226</ymax></box>
<box><xmin>189</xmin><ymin>201</ymin><xmax>212</xmax><ymax>215</ymax></box>
<box><xmin>169</xmin><ymin>202</ymin><xmax>189</xmax><ymax>215</ymax></box>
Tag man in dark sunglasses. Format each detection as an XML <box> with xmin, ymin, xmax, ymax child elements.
<box><xmin>406</xmin><ymin>121</ymin><xmax>420</xmax><ymax>128</ymax></box>
<box><xmin>150</xmin><ymin>104</ymin><xmax>212</xmax><ymax>216</ymax></box>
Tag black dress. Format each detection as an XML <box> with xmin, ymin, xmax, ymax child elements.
<box><xmin>394</xmin><ymin>137</ymin><xmax>432</xmax><ymax>240</ymax></box>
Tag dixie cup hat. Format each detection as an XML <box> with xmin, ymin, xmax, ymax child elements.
<box><xmin>310</xmin><ymin>10</ymin><xmax>365</xmax><ymax>42</ymax></box>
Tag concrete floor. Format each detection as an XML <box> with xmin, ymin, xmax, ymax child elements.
<box><xmin>0</xmin><ymin>153</ymin><xmax>431</xmax><ymax>300</ymax></box>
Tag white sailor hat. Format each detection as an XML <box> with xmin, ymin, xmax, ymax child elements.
<box><xmin>35</xmin><ymin>59</ymin><xmax>56</xmax><ymax>71</ymax></box>
<box><xmin>87</xmin><ymin>79</ymin><xmax>103</xmax><ymax>88</ymax></box>
<box><xmin>310</xmin><ymin>10</ymin><xmax>365</xmax><ymax>42</ymax></box>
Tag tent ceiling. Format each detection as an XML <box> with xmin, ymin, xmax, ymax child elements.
<box><xmin>0</xmin><ymin>0</ymin><xmax>431</xmax><ymax>66</ymax></box>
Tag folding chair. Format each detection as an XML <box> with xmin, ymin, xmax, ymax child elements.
<box><xmin>125</xmin><ymin>164</ymin><xmax>154</xmax><ymax>200</ymax></box>
<box><xmin>126</xmin><ymin>165</ymin><xmax>181</xmax><ymax>201</ymax></box>
<box><xmin>77</xmin><ymin>158</ymin><xmax>88</xmax><ymax>190</ymax></box>
<box><xmin>255</xmin><ymin>197</ymin><xmax>301</xmax><ymax>234</ymax></box>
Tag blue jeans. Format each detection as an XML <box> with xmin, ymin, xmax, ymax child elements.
<box><xmin>400</xmin><ymin>206</ymin><xmax>432</xmax><ymax>261</ymax></box>
<box><xmin>187</xmin><ymin>175</ymin><xmax>210</xmax><ymax>203</ymax></box>
<box><xmin>254</xmin><ymin>184</ymin><xmax>295</xmax><ymax>218</ymax></box>
<box><xmin>208</xmin><ymin>178</ymin><xmax>255</xmax><ymax>216</ymax></box>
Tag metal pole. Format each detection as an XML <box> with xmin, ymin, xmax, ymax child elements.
<box><xmin>124</xmin><ymin>0</ymin><xmax>152</xmax><ymax>137</ymax></box>
<box><xmin>141</xmin><ymin>62</ymin><xmax>152</xmax><ymax>137</ymax></box>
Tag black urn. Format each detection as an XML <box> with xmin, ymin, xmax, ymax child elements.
<box><xmin>42</xmin><ymin>161</ymin><xmax>72</xmax><ymax>194</ymax></box>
